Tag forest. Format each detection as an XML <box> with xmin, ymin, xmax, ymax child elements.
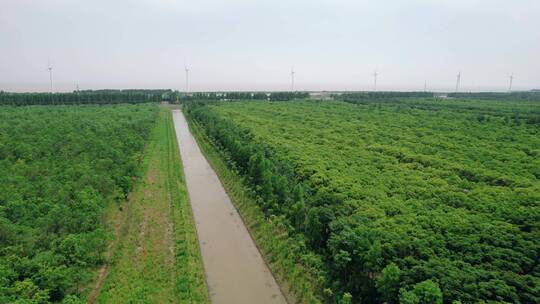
<box><xmin>335</xmin><ymin>91</ymin><xmax>540</xmax><ymax>102</ymax></box>
<box><xmin>0</xmin><ymin>90</ymin><xmax>170</xmax><ymax>105</ymax></box>
<box><xmin>0</xmin><ymin>90</ymin><xmax>311</xmax><ymax>106</ymax></box>
<box><xmin>179</xmin><ymin>91</ymin><xmax>309</xmax><ymax>101</ymax></box>
<box><xmin>0</xmin><ymin>104</ymin><xmax>158</xmax><ymax>303</ymax></box>
<box><xmin>446</xmin><ymin>91</ymin><xmax>540</xmax><ymax>101</ymax></box>
<box><xmin>335</xmin><ymin>92</ymin><xmax>434</xmax><ymax>101</ymax></box>
<box><xmin>185</xmin><ymin>98</ymin><xmax>540</xmax><ymax>304</ymax></box>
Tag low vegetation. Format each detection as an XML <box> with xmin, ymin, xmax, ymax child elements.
<box><xmin>95</xmin><ymin>108</ymin><xmax>208</xmax><ymax>303</ymax></box>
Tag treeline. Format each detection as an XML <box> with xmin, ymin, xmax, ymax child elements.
<box><xmin>0</xmin><ymin>89</ymin><xmax>172</xmax><ymax>105</ymax></box>
<box><xmin>0</xmin><ymin>104</ymin><xmax>158</xmax><ymax>303</ymax></box>
<box><xmin>447</xmin><ymin>91</ymin><xmax>540</xmax><ymax>101</ymax></box>
<box><xmin>186</xmin><ymin>100</ymin><xmax>540</xmax><ymax>304</ymax></box>
<box><xmin>335</xmin><ymin>91</ymin><xmax>540</xmax><ymax>103</ymax></box>
<box><xmin>180</xmin><ymin>91</ymin><xmax>309</xmax><ymax>101</ymax></box>
<box><xmin>338</xmin><ymin>97</ymin><xmax>540</xmax><ymax>126</ymax></box>
<box><xmin>335</xmin><ymin>91</ymin><xmax>434</xmax><ymax>102</ymax></box>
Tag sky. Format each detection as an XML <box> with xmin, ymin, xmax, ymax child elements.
<box><xmin>1</xmin><ymin>0</ymin><xmax>539</xmax><ymax>92</ymax></box>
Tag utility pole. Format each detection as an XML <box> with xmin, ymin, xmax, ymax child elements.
<box><xmin>48</xmin><ymin>60</ymin><xmax>53</xmax><ymax>94</ymax></box>
<box><xmin>291</xmin><ymin>67</ymin><xmax>295</xmax><ymax>91</ymax></box>
<box><xmin>455</xmin><ymin>71</ymin><xmax>461</xmax><ymax>93</ymax></box>
<box><xmin>184</xmin><ymin>65</ymin><xmax>190</xmax><ymax>93</ymax></box>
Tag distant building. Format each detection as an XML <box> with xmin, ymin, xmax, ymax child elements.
<box><xmin>309</xmin><ymin>91</ymin><xmax>334</xmax><ymax>100</ymax></box>
<box><xmin>434</xmin><ymin>93</ymin><xmax>448</xmax><ymax>98</ymax></box>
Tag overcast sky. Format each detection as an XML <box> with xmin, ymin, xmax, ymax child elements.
<box><xmin>1</xmin><ymin>0</ymin><xmax>539</xmax><ymax>92</ymax></box>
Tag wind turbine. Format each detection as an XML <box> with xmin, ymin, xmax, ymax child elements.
<box><xmin>373</xmin><ymin>71</ymin><xmax>378</xmax><ymax>91</ymax></box>
<box><xmin>184</xmin><ymin>65</ymin><xmax>190</xmax><ymax>93</ymax></box>
<box><xmin>47</xmin><ymin>59</ymin><xmax>53</xmax><ymax>93</ymax></box>
<box><xmin>508</xmin><ymin>73</ymin><xmax>514</xmax><ymax>92</ymax></box>
<box><xmin>290</xmin><ymin>66</ymin><xmax>295</xmax><ymax>91</ymax></box>
<box><xmin>424</xmin><ymin>80</ymin><xmax>427</xmax><ymax>92</ymax></box>
<box><xmin>455</xmin><ymin>71</ymin><xmax>461</xmax><ymax>93</ymax></box>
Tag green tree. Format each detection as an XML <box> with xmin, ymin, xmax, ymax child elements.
<box><xmin>399</xmin><ymin>280</ymin><xmax>443</xmax><ymax>304</ymax></box>
<box><xmin>340</xmin><ymin>292</ymin><xmax>353</xmax><ymax>304</ymax></box>
<box><xmin>376</xmin><ymin>263</ymin><xmax>401</xmax><ymax>303</ymax></box>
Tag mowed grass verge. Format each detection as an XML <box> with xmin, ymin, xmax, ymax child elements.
<box><xmin>94</xmin><ymin>108</ymin><xmax>209</xmax><ymax>303</ymax></box>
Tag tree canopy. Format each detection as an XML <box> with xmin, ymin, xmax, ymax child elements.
<box><xmin>186</xmin><ymin>98</ymin><xmax>540</xmax><ymax>303</ymax></box>
<box><xmin>0</xmin><ymin>104</ymin><xmax>158</xmax><ymax>303</ymax></box>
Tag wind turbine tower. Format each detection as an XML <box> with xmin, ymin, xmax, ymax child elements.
<box><xmin>47</xmin><ymin>60</ymin><xmax>53</xmax><ymax>94</ymax></box>
<box><xmin>373</xmin><ymin>71</ymin><xmax>378</xmax><ymax>91</ymax></box>
<box><xmin>508</xmin><ymin>73</ymin><xmax>514</xmax><ymax>92</ymax></box>
<box><xmin>184</xmin><ymin>65</ymin><xmax>190</xmax><ymax>93</ymax></box>
<box><xmin>290</xmin><ymin>67</ymin><xmax>295</xmax><ymax>91</ymax></box>
<box><xmin>424</xmin><ymin>80</ymin><xmax>427</xmax><ymax>92</ymax></box>
<box><xmin>455</xmin><ymin>71</ymin><xmax>461</xmax><ymax>93</ymax></box>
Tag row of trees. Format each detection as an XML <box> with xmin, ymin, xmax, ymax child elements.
<box><xmin>336</xmin><ymin>91</ymin><xmax>540</xmax><ymax>102</ymax></box>
<box><xmin>0</xmin><ymin>104</ymin><xmax>158</xmax><ymax>303</ymax></box>
<box><xmin>338</xmin><ymin>96</ymin><xmax>540</xmax><ymax>126</ymax></box>
<box><xmin>179</xmin><ymin>91</ymin><xmax>309</xmax><ymax>101</ymax></box>
<box><xmin>0</xmin><ymin>89</ymin><xmax>172</xmax><ymax>105</ymax></box>
<box><xmin>186</xmin><ymin>99</ymin><xmax>539</xmax><ymax>303</ymax></box>
<box><xmin>335</xmin><ymin>92</ymin><xmax>434</xmax><ymax>102</ymax></box>
<box><xmin>447</xmin><ymin>91</ymin><xmax>540</xmax><ymax>101</ymax></box>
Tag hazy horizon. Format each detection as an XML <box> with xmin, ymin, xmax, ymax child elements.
<box><xmin>1</xmin><ymin>0</ymin><xmax>539</xmax><ymax>92</ymax></box>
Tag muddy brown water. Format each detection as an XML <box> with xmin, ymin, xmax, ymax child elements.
<box><xmin>172</xmin><ymin>110</ymin><xmax>287</xmax><ymax>304</ymax></box>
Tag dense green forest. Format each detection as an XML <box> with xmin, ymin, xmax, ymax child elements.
<box><xmin>0</xmin><ymin>104</ymin><xmax>158</xmax><ymax>303</ymax></box>
<box><xmin>185</xmin><ymin>99</ymin><xmax>540</xmax><ymax>303</ymax></box>
<box><xmin>335</xmin><ymin>91</ymin><xmax>434</xmax><ymax>101</ymax></box>
<box><xmin>0</xmin><ymin>90</ymin><xmax>171</xmax><ymax>105</ymax></box>
<box><xmin>179</xmin><ymin>91</ymin><xmax>309</xmax><ymax>101</ymax></box>
<box><xmin>446</xmin><ymin>91</ymin><xmax>540</xmax><ymax>101</ymax></box>
<box><xmin>334</xmin><ymin>91</ymin><xmax>540</xmax><ymax>103</ymax></box>
<box><xmin>0</xmin><ymin>90</ymin><xmax>310</xmax><ymax>105</ymax></box>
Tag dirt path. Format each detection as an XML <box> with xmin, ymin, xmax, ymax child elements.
<box><xmin>88</xmin><ymin>108</ymin><xmax>208</xmax><ymax>303</ymax></box>
<box><xmin>172</xmin><ymin>110</ymin><xmax>286</xmax><ymax>304</ymax></box>
<box><xmin>86</xmin><ymin>197</ymin><xmax>129</xmax><ymax>304</ymax></box>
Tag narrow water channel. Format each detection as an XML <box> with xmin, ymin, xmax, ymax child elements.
<box><xmin>172</xmin><ymin>110</ymin><xmax>287</xmax><ymax>304</ymax></box>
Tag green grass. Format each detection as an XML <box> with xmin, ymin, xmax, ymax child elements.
<box><xmin>94</xmin><ymin>108</ymin><xmax>208</xmax><ymax>303</ymax></box>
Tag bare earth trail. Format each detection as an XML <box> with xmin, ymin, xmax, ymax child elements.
<box><xmin>173</xmin><ymin>110</ymin><xmax>287</xmax><ymax>304</ymax></box>
<box><xmin>90</xmin><ymin>108</ymin><xmax>208</xmax><ymax>303</ymax></box>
